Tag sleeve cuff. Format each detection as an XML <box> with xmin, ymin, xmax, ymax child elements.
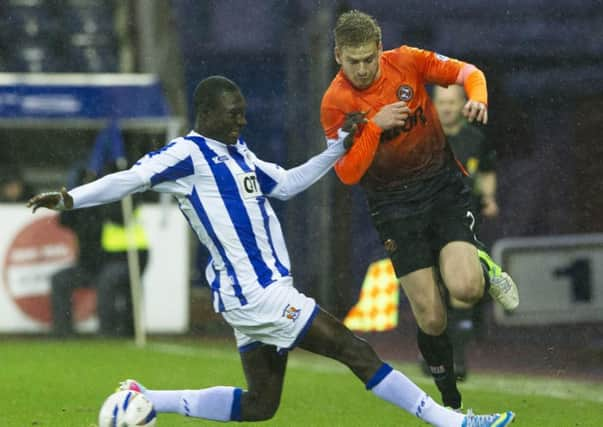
<box><xmin>337</xmin><ymin>128</ymin><xmax>350</xmax><ymax>140</ymax></box>
<box><xmin>365</xmin><ymin>119</ymin><xmax>383</xmax><ymax>136</ymax></box>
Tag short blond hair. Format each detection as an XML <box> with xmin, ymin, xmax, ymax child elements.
<box><xmin>334</xmin><ymin>10</ymin><xmax>382</xmax><ymax>49</ymax></box>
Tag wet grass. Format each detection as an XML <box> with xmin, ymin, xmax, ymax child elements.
<box><xmin>1</xmin><ymin>338</ymin><xmax>601</xmax><ymax>426</ymax></box>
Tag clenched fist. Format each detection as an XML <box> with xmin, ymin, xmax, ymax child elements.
<box><xmin>372</xmin><ymin>101</ymin><xmax>411</xmax><ymax>130</ymax></box>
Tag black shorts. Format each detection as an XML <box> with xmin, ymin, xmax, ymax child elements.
<box><xmin>369</xmin><ymin>167</ymin><xmax>479</xmax><ymax>278</ymax></box>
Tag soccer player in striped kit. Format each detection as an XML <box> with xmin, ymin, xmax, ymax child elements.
<box><xmin>29</xmin><ymin>76</ymin><xmax>514</xmax><ymax>426</ymax></box>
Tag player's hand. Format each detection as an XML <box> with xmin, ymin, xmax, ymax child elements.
<box><xmin>372</xmin><ymin>101</ymin><xmax>411</xmax><ymax>130</ymax></box>
<box><xmin>341</xmin><ymin>111</ymin><xmax>367</xmax><ymax>149</ymax></box>
<box><xmin>26</xmin><ymin>187</ymin><xmax>73</xmax><ymax>213</ymax></box>
<box><xmin>463</xmin><ymin>100</ymin><xmax>488</xmax><ymax>124</ymax></box>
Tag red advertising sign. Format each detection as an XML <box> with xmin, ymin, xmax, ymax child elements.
<box><xmin>3</xmin><ymin>215</ymin><xmax>96</xmax><ymax>324</ymax></box>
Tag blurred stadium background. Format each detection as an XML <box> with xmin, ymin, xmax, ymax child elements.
<box><xmin>1</xmin><ymin>0</ymin><xmax>602</xmax><ymax>389</ymax></box>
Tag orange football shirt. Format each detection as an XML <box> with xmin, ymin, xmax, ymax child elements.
<box><xmin>321</xmin><ymin>46</ymin><xmax>465</xmax><ymax>188</ymax></box>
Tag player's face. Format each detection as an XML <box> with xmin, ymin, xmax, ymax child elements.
<box><xmin>206</xmin><ymin>90</ymin><xmax>247</xmax><ymax>144</ymax></box>
<box><xmin>434</xmin><ymin>86</ymin><xmax>465</xmax><ymax>127</ymax></box>
<box><xmin>335</xmin><ymin>42</ymin><xmax>382</xmax><ymax>90</ymax></box>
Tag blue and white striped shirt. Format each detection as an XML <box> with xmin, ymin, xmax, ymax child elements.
<box><xmin>129</xmin><ymin>131</ymin><xmax>346</xmax><ymax>312</ymax></box>
<box><xmin>70</xmin><ymin>130</ymin><xmax>347</xmax><ymax>312</ymax></box>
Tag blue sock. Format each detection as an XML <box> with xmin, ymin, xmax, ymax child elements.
<box><xmin>146</xmin><ymin>386</ymin><xmax>242</xmax><ymax>421</ymax></box>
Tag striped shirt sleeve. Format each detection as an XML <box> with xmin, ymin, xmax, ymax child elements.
<box><xmin>132</xmin><ymin>138</ymin><xmax>196</xmax><ymax>194</ymax></box>
<box><xmin>251</xmin><ymin>132</ymin><xmax>347</xmax><ymax>200</ymax></box>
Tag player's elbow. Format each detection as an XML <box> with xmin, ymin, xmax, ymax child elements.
<box><xmin>335</xmin><ymin>167</ymin><xmax>362</xmax><ymax>185</ymax></box>
<box><xmin>270</xmin><ymin>187</ymin><xmax>293</xmax><ymax>201</ymax></box>
<box><xmin>456</xmin><ymin>63</ymin><xmax>479</xmax><ymax>85</ymax></box>
<box><xmin>273</xmin><ymin>192</ymin><xmax>292</xmax><ymax>201</ymax></box>
<box><xmin>339</xmin><ymin>175</ymin><xmax>361</xmax><ymax>185</ymax></box>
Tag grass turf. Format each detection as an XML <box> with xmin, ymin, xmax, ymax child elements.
<box><xmin>2</xmin><ymin>338</ymin><xmax>602</xmax><ymax>426</ymax></box>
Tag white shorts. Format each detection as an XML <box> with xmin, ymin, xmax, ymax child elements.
<box><xmin>221</xmin><ymin>277</ymin><xmax>318</xmax><ymax>354</ymax></box>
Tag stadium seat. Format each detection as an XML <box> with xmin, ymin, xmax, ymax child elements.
<box><xmin>65</xmin><ymin>44</ymin><xmax>118</xmax><ymax>73</ymax></box>
<box><xmin>62</xmin><ymin>2</ymin><xmax>115</xmax><ymax>35</ymax></box>
<box><xmin>0</xmin><ymin>0</ymin><xmax>118</xmax><ymax>73</ymax></box>
<box><xmin>5</xmin><ymin>42</ymin><xmax>63</xmax><ymax>73</ymax></box>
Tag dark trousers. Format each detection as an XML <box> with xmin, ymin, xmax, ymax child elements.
<box><xmin>50</xmin><ymin>259</ymin><xmax>136</xmax><ymax>337</ymax></box>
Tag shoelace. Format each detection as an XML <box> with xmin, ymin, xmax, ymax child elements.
<box><xmin>464</xmin><ymin>409</ymin><xmax>498</xmax><ymax>427</ymax></box>
<box><xmin>496</xmin><ymin>279</ymin><xmax>512</xmax><ymax>291</ymax></box>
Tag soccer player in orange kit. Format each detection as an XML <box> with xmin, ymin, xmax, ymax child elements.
<box><xmin>321</xmin><ymin>10</ymin><xmax>519</xmax><ymax>410</ymax></box>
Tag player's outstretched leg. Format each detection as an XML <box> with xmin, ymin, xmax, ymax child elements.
<box><xmin>120</xmin><ymin>379</ymin><xmax>243</xmax><ymax>421</ymax></box>
<box><xmin>298</xmin><ymin>307</ymin><xmax>515</xmax><ymax>427</ymax></box>
<box><xmin>119</xmin><ymin>344</ymin><xmax>287</xmax><ymax>422</ymax></box>
<box><xmin>478</xmin><ymin>249</ymin><xmax>519</xmax><ymax>311</ymax></box>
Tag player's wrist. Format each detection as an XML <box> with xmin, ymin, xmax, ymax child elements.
<box><xmin>55</xmin><ymin>195</ymin><xmax>66</xmax><ymax>210</ymax></box>
<box><xmin>469</xmin><ymin>99</ymin><xmax>488</xmax><ymax>107</ymax></box>
<box><xmin>367</xmin><ymin>119</ymin><xmax>384</xmax><ymax>134</ymax></box>
<box><xmin>61</xmin><ymin>189</ymin><xmax>74</xmax><ymax>209</ymax></box>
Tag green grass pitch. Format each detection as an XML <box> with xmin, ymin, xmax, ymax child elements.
<box><xmin>2</xmin><ymin>338</ymin><xmax>602</xmax><ymax>426</ymax></box>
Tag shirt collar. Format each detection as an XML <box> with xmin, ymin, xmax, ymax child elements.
<box><xmin>187</xmin><ymin>130</ymin><xmax>239</xmax><ymax>148</ymax></box>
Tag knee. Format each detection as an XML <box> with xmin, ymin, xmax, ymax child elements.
<box><xmin>447</xmin><ymin>272</ymin><xmax>484</xmax><ymax>305</ymax></box>
<box><xmin>243</xmin><ymin>392</ymin><xmax>280</xmax><ymax>421</ymax></box>
<box><xmin>253</xmin><ymin>403</ymin><xmax>279</xmax><ymax>421</ymax></box>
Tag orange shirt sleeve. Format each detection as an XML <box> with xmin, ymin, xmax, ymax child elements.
<box><xmin>402</xmin><ymin>46</ymin><xmax>465</xmax><ymax>87</ymax></box>
<box><xmin>321</xmin><ymin>102</ymin><xmax>383</xmax><ymax>185</ymax></box>
<box><xmin>334</xmin><ymin>121</ymin><xmax>382</xmax><ymax>185</ymax></box>
<box><xmin>463</xmin><ymin>68</ymin><xmax>488</xmax><ymax>105</ymax></box>
<box><xmin>320</xmin><ymin>105</ymin><xmax>344</xmax><ymax>140</ymax></box>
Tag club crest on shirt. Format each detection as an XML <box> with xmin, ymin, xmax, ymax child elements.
<box><xmin>282</xmin><ymin>304</ymin><xmax>301</xmax><ymax>321</ymax></box>
<box><xmin>397</xmin><ymin>85</ymin><xmax>414</xmax><ymax>102</ymax></box>
<box><xmin>384</xmin><ymin>238</ymin><xmax>398</xmax><ymax>253</ymax></box>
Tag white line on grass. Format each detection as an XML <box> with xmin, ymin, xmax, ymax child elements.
<box><xmin>145</xmin><ymin>342</ymin><xmax>603</xmax><ymax>403</ymax></box>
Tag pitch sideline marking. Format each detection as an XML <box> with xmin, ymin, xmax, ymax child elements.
<box><xmin>145</xmin><ymin>342</ymin><xmax>603</xmax><ymax>404</ymax></box>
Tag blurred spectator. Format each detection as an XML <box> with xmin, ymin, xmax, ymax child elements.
<box><xmin>433</xmin><ymin>85</ymin><xmax>499</xmax><ymax>380</ymax></box>
<box><xmin>0</xmin><ymin>166</ymin><xmax>32</xmax><ymax>203</ymax></box>
<box><xmin>51</xmin><ymin>164</ymin><xmax>149</xmax><ymax>337</ymax></box>
<box><xmin>434</xmin><ymin>85</ymin><xmax>498</xmax><ymax>222</ymax></box>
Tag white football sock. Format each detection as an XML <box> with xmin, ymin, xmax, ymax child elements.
<box><xmin>368</xmin><ymin>364</ymin><xmax>464</xmax><ymax>427</ymax></box>
<box><xmin>146</xmin><ymin>386</ymin><xmax>241</xmax><ymax>421</ymax></box>
<box><xmin>415</xmin><ymin>395</ymin><xmax>465</xmax><ymax>427</ymax></box>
